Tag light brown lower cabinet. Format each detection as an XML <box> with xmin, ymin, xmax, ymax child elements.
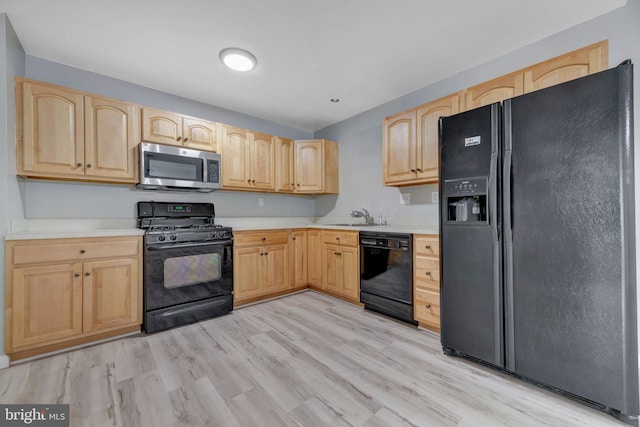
<box><xmin>307</xmin><ymin>229</ymin><xmax>323</xmax><ymax>288</ymax></box>
<box><xmin>233</xmin><ymin>228</ymin><xmax>361</xmax><ymax>306</ymax></box>
<box><xmin>5</xmin><ymin>236</ymin><xmax>142</xmax><ymax>360</ymax></box>
<box><xmin>413</xmin><ymin>234</ymin><xmax>440</xmax><ymax>333</ymax></box>
<box><xmin>233</xmin><ymin>230</ymin><xmax>291</xmax><ymax>305</ymax></box>
<box><xmin>290</xmin><ymin>230</ymin><xmax>308</xmax><ymax>287</ymax></box>
<box><xmin>321</xmin><ymin>230</ymin><xmax>359</xmax><ymax>302</ymax></box>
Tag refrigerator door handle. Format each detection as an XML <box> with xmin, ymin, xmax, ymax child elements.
<box><xmin>503</xmin><ymin>99</ymin><xmax>515</xmax><ymax>371</ymax></box>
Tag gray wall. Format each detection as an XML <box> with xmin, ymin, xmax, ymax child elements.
<box><xmin>314</xmin><ymin>0</ymin><xmax>640</xmax><ymax>228</ymax></box>
<box><xmin>22</xmin><ymin>56</ymin><xmax>316</xmax><ymax>219</ymax></box>
<box><xmin>0</xmin><ymin>13</ymin><xmax>25</xmax><ymax>363</ymax></box>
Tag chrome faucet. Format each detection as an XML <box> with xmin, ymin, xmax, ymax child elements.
<box><xmin>351</xmin><ymin>208</ymin><xmax>370</xmax><ymax>224</ymax></box>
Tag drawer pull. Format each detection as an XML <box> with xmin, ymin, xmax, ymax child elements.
<box><xmin>336</xmin><ymin>237</ymin><xmax>340</xmax><ymax>240</ymax></box>
<box><xmin>425</xmin><ymin>271</ymin><xmax>431</xmax><ymax>276</ymax></box>
<box><xmin>425</xmin><ymin>303</ymin><xmax>431</xmax><ymax>309</ymax></box>
<box><xmin>425</xmin><ymin>245</ymin><xmax>431</xmax><ymax>249</ymax></box>
<box><xmin>261</xmin><ymin>237</ymin><xmax>266</xmax><ymax>241</ymax></box>
<box><xmin>80</xmin><ymin>249</ymin><xmax>86</xmax><ymax>254</ymax></box>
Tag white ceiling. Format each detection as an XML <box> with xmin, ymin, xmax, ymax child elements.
<box><xmin>0</xmin><ymin>0</ymin><xmax>627</xmax><ymax>131</ymax></box>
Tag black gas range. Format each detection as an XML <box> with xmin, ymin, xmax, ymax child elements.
<box><xmin>138</xmin><ymin>202</ymin><xmax>233</xmax><ymax>333</ymax></box>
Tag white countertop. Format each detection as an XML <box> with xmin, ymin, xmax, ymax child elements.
<box><xmin>5</xmin><ymin>217</ymin><xmax>439</xmax><ymax>240</ymax></box>
<box><xmin>5</xmin><ymin>219</ymin><xmax>144</xmax><ymax>240</ymax></box>
<box><xmin>218</xmin><ymin>217</ymin><xmax>439</xmax><ymax>235</ymax></box>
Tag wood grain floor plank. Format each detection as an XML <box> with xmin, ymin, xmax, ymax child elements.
<box><xmin>0</xmin><ymin>291</ymin><xmax>628</xmax><ymax>426</ymax></box>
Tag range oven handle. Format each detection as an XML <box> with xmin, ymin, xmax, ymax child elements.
<box><xmin>146</xmin><ymin>240</ymin><xmax>232</xmax><ymax>251</ymax></box>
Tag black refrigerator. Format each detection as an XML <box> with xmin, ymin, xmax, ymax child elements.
<box><xmin>439</xmin><ymin>61</ymin><xmax>638</xmax><ymax>424</ymax></box>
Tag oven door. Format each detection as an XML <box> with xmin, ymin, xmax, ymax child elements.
<box><xmin>143</xmin><ymin>239</ymin><xmax>233</xmax><ymax>311</ymax></box>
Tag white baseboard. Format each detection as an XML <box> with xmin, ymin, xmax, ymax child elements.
<box><xmin>0</xmin><ymin>354</ymin><xmax>10</xmax><ymax>369</ymax></box>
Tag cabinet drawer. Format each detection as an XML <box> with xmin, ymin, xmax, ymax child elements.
<box><xmin>10</xmin><ymin>238</ymin><xmax>140</xmax><ymax>265</ymax></box>
<box><xmin>415</xmin><ymin>288</ymin><xmax>441</xmax><ymax>326</ymax></box>
<box><xmin>233</xmin><ymin>231</ymin><xmax>289</xmax><ymax>247</ymax></box>
<box><xmin>415</xmin><ymin>255</ymin><xmax>440</xmax><ymax>284</ymax></box>
<box><xmin>322</xmin><ymin>230</ymin><xmax>358</xmax><ymax>247</ymax></box>
<box><xmin>414</xmin><ymin>235</ymin><xmax>439</xmax><ymax>256</ymax></box>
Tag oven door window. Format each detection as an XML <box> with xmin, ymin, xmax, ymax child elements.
<box><xmin>163</xmin><ymin>252</ymin><xmax>221</xmax><ymax>289</ymax></box>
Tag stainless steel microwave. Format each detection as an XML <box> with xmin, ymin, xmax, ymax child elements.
<box><xmin>137</xmin><ymin>142</ymin><xmax>221</xmax><ymax>192</ymax></box>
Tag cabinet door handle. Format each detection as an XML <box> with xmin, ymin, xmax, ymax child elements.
<box><xmin>425</xmin><ymin>303</ymin><xmax>431</xmax><ymax>309</ymax></box>
<box><xmin>86</xmin><ymin>164</ymin><xmax>92</xmax><ymax>168</ymax></box>
<box><xmin>80</xmin><ymin>249</ymin><xmax>86</xmax><ymax>254</ymax></box>
<box><xmin>183</xmin><ymin>137</ymin><xmax>189</xmax><ymax>142</ymax></box>
<box><xmin>76</xmin><ymin>163</ymin><xmax>82</xmax><ymax>167</ymax></box>
<box><xmin>297</xmin><ymin>183</ymin><xmax>301</xmax><ymax>187</ymax></box>
<box><xmin>252</xmin><ymin>180</ymin><xmax>256</xmax><ymax>184</ymax></box>
<box><xmin>74</xmin><ymin>273</ymin><xmax>80</xmax><ymax>278</ymax></box>
<box><xmin>176</xmin><ymin>136</ymin><xmax>182</xmax><ymax>141</ymax></box>
<box><xmin>85</xmin><ymin>272</ymin><xmax>91</xmax><ymax>276</ymax></box>
<box><xmin>416</xmin><ymin>168</ymin><xmax>423</xmax><ymax>172</ymax></box>
<box><xmin>247</xmin><ymin>179</ymin><xmax>251</xmax><ymax>183</ymax></box>
<box><xmin>265</xmin><ymin>252</ymin><xmax>268</xmax><ymax>256</ymax></box>
<box><xmin>410</xmin><ymin>169</ymin><xmax>416</xmax><ymax>173</ymax></box>
<box><xmin>292</xmin><ymin>237</ymin><xmax>296</xmax><ymax>241</ymax></box>
<box><xmin>260</xmin><ymin>252</ymin><xmax>264</xmax><ymax>256</ymax></box>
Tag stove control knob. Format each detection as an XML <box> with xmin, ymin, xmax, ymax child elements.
<box><xmin>169</xmin><ymin>234</ymin><xmax>177</xmax><ymax>241</ymax></box>
<box><xmin>157</xmin><ymin>235</ymin><xmax>166</xmax><ymax>242</ymax></box>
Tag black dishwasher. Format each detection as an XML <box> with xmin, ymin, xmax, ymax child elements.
<box><xmin>360</xmin><ymin>231</ymin><xmax>417</xmax><ymax>325</ymax></box>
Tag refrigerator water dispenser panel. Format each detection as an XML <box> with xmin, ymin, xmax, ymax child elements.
<box><xmin>445</xmin><ymin>177</ymin><xmax>488</xmax><ymax>223</ymax></box>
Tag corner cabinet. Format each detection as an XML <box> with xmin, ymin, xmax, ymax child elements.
<box><xmin>383</xmin><ymin>94</ymin><xmax>459</xmax><ymax>186</ymax></box>
<box><xmin>290</xmin><ymin>230</ymin><xmax>308</xmax><ymax>288</ymax></box>
<box><xmin>141</xmin><ymin>107</ymin><xmax>219</xmax><ymax>152</ymax></box>
<box><xmin>294</xmin><ymin>139</ymin><xmax>339</xmax><ymax>194</ymax></box>
<box><xmin>233</xmin><ymin>231</ymin><xmax>290</xmax><ymax>305</ymax></box>
<box><xmin>17</xmin><ymin>78</ymin><xmax>139</xmax><ymax>183</ymax></box>
<box><xmin>275</xmin><ymin>137</ymin><xmax>295</xmax><ymax>192</ymax></box>
<box><xmin>5</xmin><ymin>236</ymin><xmax>142</xmax><ymax>360</ymax></box>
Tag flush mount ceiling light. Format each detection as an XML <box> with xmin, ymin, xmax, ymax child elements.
<box><xmin>219</xmin><ymin>48</ymin><xmax>257</xmax><ymax>72</ymax></box>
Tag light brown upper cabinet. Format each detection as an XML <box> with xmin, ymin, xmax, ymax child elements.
<box><xmin>294</xmin><ymin>139</ymin><xmax>339</xmax><ymax>194</ymax></box>
<box><xmin>275</xmin><ymin>137</ymin><xmax>295</xmax><ymax>192</ymax></box>
<box><xmin>462</xmin><ymin>41</ymin><xmax>608</xmax><ymax>111</ymax></box>
<box><xmin>523</xmin><ymin>40</ymin><xmax>608</xmax><ymax>93</ymax></box>
<box><xmin>383</xmin><ymin>94</ymin><xmax>460</xmax><ymax>186</ymax></box>
<box><xmin>141</xmin><ymin>107</ymin><xmax>219</xmax><ymax>152</ymax></box>
<box><xmin>383</xmin><ymin>41</ymin><xmax>609</xmax><ymax>187</ymax></box>
<box><xmin>462</xmin><ymin>71</ymin><xmax>524</xmax><ymax>112</ymax></box>
<box><xmin>17</xmin><ymin>78</ymin><xmax>138</xmax><ymax>183</ymax></box>
<box><xmin>220</xmin><ymin>125</ymin><xmax>275</xmax><ymax>191</ymax></box>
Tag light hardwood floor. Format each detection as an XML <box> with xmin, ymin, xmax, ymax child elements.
<box><xmin>0</xmin><ymin>291</ymin><xmax>628</xmax><ymax>426</ymax></box>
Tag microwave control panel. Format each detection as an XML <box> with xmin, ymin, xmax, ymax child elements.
<box><xmin>207</xmin><ymin>160</ymin><xmax>220</xmax><ymax>184</ymax></box>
